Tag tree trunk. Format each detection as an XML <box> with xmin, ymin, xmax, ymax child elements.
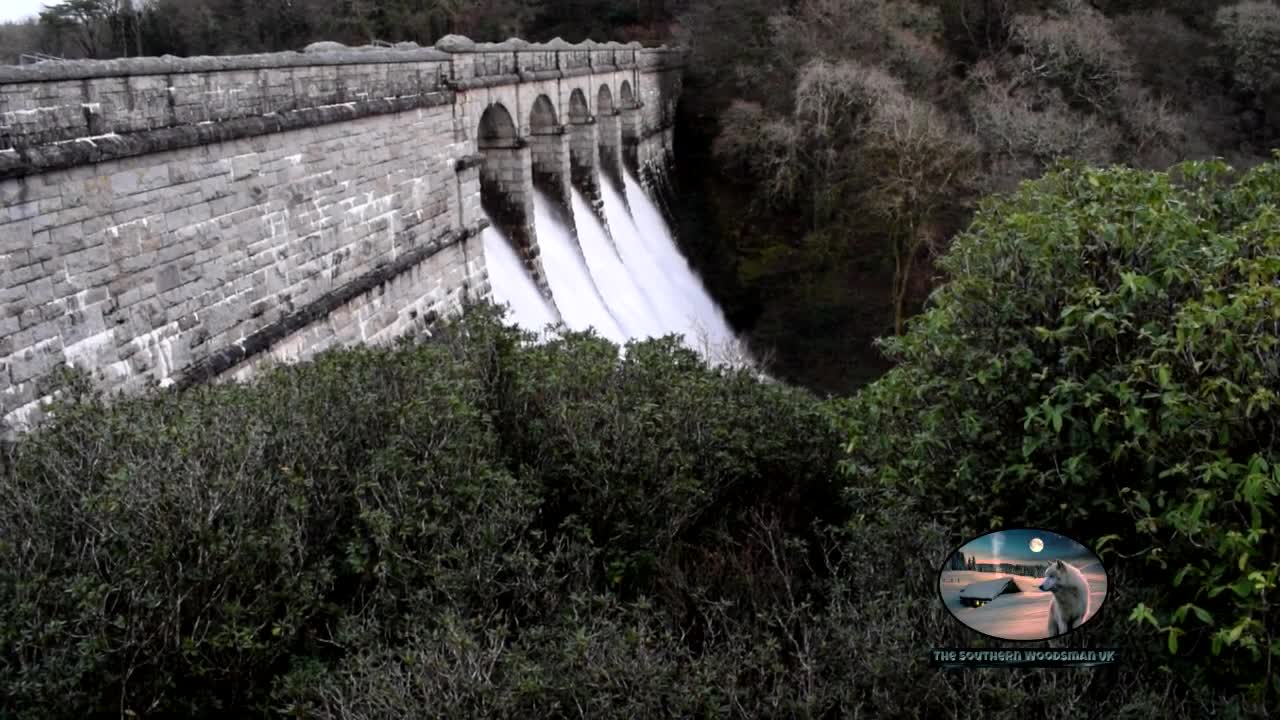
<box><xmin>892</xmin><ymin>221</ymin><xmax>921</xmax><ymax>336</ymax></box>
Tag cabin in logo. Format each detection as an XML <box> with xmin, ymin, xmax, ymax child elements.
<box><xmin>959</xmin><ymin>577</ymin><xmax>1022</xmax><ymax>608</ymax></box>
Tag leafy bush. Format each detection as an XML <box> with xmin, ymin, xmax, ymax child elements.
<box><xmin>0</xmin><ymin>339</ymin><xmax>517</xmax><ymax>715</ymax></box>
<box><xmin>841</xmin><ymin>156</ymin><xmax>1280</xmax><ymax>704</ymax></box>
<box><xmin>0</xmin><ymin>307</ymin><xmax>845</xmax><ymax>718</ymax></box>
<box><xmin>1</xmin><ymin>280</ymin><xmax>1269</xmax><ymax>716</ymax></box>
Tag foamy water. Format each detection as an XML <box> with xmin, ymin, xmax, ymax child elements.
<box><xmin>622</xmin><ymin>171</ymin><xmax>736</xmax><ymax>351</ymax></box>
<box><xmin>571</xmin><ymin>189</ymin><xmax>665</xmax><ymax>338</ymax></box>
<box><xmin>480</xmin><ymin>219</ymin><xmax>557</xmax><ymax>334</ymax></box>
<box><xmin>480</xmin><ymin>172</ymin><xmax>753</xmax><ymax>368</ymax></box>
<box><xmin>530</xmin><ymin>189</ymin><xmax>627</xmax><ymax>344</ymax></box>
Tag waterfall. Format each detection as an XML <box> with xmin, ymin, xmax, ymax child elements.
<box><xmin>480</xmin><ymin>217</ymin><xmax>557</xmax><ymax>334</ymax></box>
<box><xmin>599</xmin><ymin>175</ymin><xmax>698</xmax><ymax>345</ymax></box>
<box><xmin>530</xmin><ymin>189</ymin><xmax>628</xmax><ymax>343</ymax></box>
<box><xmin>570</xmin><ymin>188</ymin><xmax>665</xmax><ymax>338</ymax></box>
<box><xmin>622</xmin><ymin>171</ymin><xmax>736</xmax><ymax>355</ymax></box>
<box><xmin>480</xmin><ymin>171</ymin><xmax>753</xmax><ymax>368</ymax></box>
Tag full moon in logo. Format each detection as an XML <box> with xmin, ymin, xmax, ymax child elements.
<box><xmin>1029</xmin><ymin>537</ymin><xmax>1045</xmax><ymax>553</ymax></box>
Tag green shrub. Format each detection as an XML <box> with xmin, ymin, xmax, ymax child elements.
<box><xmin>841</xmin><ymin>155</ymin><xmax>1280</xmax><ymax>703</ymax></box>
<box><xmin>485</xmin><ymin>329</ymin><xmax>843</xmax><ymax>594</ymax></box>
<box><xmin>0</xmin><ymin>285</ymin><xmax>1266</xmax><ymax>716</ymax></box>
<box><xmin>0</xmin><ymin>307</ymin><xmax>847</xmax><ymax>718</ymax></box>
<box><xmin>0</xmin><ymin>338</ymin><xmax>517</xmax><ymax>716</ymax></box>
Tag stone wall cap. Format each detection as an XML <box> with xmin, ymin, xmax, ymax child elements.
<box><xmin>0</xmin><ymin>38</ymin><xmax>677</xmax><ymax>82</ymax></box>
<box><xmin>304</xmin><ymin>40</ymin><xmax>349</xmax><ymax>53</ymax></box>
<box><xmin>0</xmin><ymin>46</ymin><xmax>452</xmax><ymax>82</ymax></box>
<box><xmin>434</xmin><ymin>34</ymin><xmax>477</xmax><ymax>52</ymax></box>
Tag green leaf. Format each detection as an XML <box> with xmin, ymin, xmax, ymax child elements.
<box><xmin>1128</xmin><ymin>603</ymin><xmax>1160</xmax><ymax>629</ymax></box>
<box><xmin>1172</xmin><ymin>565</ymin><xmax>1194</xmax><ymax>587</ymax></box>
<box><xmin>1192</xmin><ymin>606</ymin><xmax>1214</xmax><ymax>625</ymax></box>
<box><xmin>1095</xmin><ymin>534</ymin><xmax>1121</xmax><ymax>553</ymax></box>
<box><xmin>1231</xmin><ymin>578</ymin><xmax>1254</xmax><ymax>598</ymax></box>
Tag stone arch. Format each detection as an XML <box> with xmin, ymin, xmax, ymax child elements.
<box><xmin>526</xmin><ymin>94</ymin><xmax>571</xmax><ymax>211</ymax></box>
<box><xmin>568</xmin><ymin>88</ymin><xmax>591</xmax><ymax>124</ymax></box>
<box><xmin>617</xmin><ymin>79</ymin><xmax>640</xmax><ymax>174</ymax></box>
<box><xmin>529</xmin><ymin>94</ymin><xmax>559</xmax><ymax>135</ymax></box>
<box><xmin>597</xmin><ymin>84</ymin><xmax>614</xmax><ymax>116</ymax></box>
<box><xmin>475</xmin><ymin>101</ymin><xmax>531</xmax><ymax>267</ymax></box>
<box><xmin>478</xmin><ymin>103</ymin><xmax>518</xmax><ymax>148</ymax></box>
<box><xmin>595</xmin><ymin>83</ymin><xmax>621</xmax><ymax>189</ymax></box>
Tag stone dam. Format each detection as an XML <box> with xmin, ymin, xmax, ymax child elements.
<box><xmin>0</xmin><ymin>37</ymin><xmax>685</xmax><ymax>430</ymax></box>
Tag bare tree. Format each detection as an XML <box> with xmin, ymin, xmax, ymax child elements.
<box><xmin>1008</xmin><ymin>0</ymin><xmax>1134</xmax><ymax>113</ymax></box>
<box><xmin>1214</xmin><ymin>0</ymin><xmax>1280</xmax><ymax>98</ymax></box>
<box><xmin>716</xmin><ymin>57</ymin><xmax>978</xmax><ymax>335</ymax></box>
<box><xmin>858</xmin><ymin>95</ymin><xmax>979</xmax><ymax>334</ymax></box>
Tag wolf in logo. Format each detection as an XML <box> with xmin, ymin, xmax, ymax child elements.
<box><xmin>1040</xmin><ymin>559</ymin><xmax>1091</xmax><ymax>636</ymax></box>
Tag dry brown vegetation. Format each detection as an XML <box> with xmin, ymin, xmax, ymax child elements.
<box><xmin>672</xmin><ymin>0</ymin><xmax>1280</xmax><ymax>392</ymax></box>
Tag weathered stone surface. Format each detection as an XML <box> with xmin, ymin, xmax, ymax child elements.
<box><xmin>0</xmin><ymin>39</ymin><xmax>682</xmax><ymax>431</ymax></box>
<box><xmin>0</xmin><ymin>47</ymin><xmax>453</xmax><ymax>82</ymax></box>
<box><xmin>435</xmin><ymin>34</ymin><xmax>477</xmax><ymax>52</ymax></box>
<box><xmin>304</xmin><ymin>41</ymin><xmax>349</xmax><ymax>53</ymax></box>
<box><xmin>1</xmin><ymin>93</ymin><xmax>455</xmax><ymax>180</ymax></box>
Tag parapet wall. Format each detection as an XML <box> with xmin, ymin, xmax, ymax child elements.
<box><xmin>0</xmin><ymin>41</ymin><xmax>684</xmax><ymax>178</ymax></box>
<box><xmin>0</xmin><ymin>38</ymin><xmax>684</xmax><ymax>431</ymax></box>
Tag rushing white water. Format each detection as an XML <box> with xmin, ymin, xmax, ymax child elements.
<box><xmin>530</xmin><ymin>189</ymin><xmax>628</xmax><ymax>344</ymax></box>
<box><xmin>599</xmin><ymin>177</ymin><xmax>695</xmax><ymax>345</ymax></box>
<box><xmin>570</xmin><ymin>189</ymin><xmax>666</xmax><ymax>338</ymax></box>
<box><xmin>622</xmin><ymin>171</ymin><xmax>737</xmax><ymax>353</ymax></box>
<box><xmin>480</xmin><ymin>217</ymin><xmax>558</xmax><ymax>334</ymax></box>
<box><xmin>479</xmin><ymin>170</ymin><xmax>753</xmax><ymax>369</ymax></box>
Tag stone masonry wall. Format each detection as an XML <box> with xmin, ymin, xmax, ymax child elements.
<box><xmin>224</xmin><ymin>229</ymin><xmax>488</xmax><ymax>382</ymax></box>
<box><xmin>527</xmin><ymin>127</ymin><xmax>572</xmax><ymax>209</ymax></box>
<box><xmin>0</xmin><ymin>41</ymin><xmax>683</xmax><ymax>430</ymax></box>
<box><xmin>1</xmin><ymin>98</ymin><xmax>473</xmax><ymax>429</ymax></box>
<box><xmin>596</xmin><ymin>111</ymin><xmax>624</xmax><ymax>192</ymax></box>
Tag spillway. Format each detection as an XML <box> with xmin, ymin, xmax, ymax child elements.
<box><xmin>480</xmin><ymin>174</ymin><xmax>751</xmax><ymax>367</ymax></box>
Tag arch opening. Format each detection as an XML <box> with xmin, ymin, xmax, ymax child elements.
<box><xmin>478</xmin><ymin>103</ymin><xmax>519</xmax><ymax>149</ymax></box>
<box><xmin>597</xmin><ymin>84</ymin><xmax>614</xmax><ymax>116</ymax></box>
<box><xmin>475</xmin><ymin>102</ymin><xmax>534</xmax><ymax>270</ymax></box>
<box><xmin>529</xmin><ymin>95</ymin><xmax>559</xmax><ymax>135</ymax></box>
<box><xmin>526</xmin><ymin>94</ymin><xmax>572</xmax><ymax>213</ymax></box>
<box><xmin>568</xmin><ymin>88</ymin><xmax>591</xmax><ymax>124</ymax></box>
<box><xmin>595</xmin><ymin>84</ymin><xmax>622</xmax><ymax>191</ymax></box>
<box><xmin>617</xmin><ymin>80</ymin><xmax>641</xmax><ymax>175</ymax></box>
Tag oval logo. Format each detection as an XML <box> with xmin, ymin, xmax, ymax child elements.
<box><xmin>938</xmin><ymin>528</ymin><xmax>1109</xmax><ymax>641</ymax></box>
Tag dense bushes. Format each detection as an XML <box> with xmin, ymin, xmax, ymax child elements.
<box><xmin>0</xmin><ymin>309</ymin><xmax>844</xmax><ymax>717</ymax></box>
<box><xmin>841</xmin><ymin>156</ymin><xmax>1280</xmax><ymax>704</ymax></box>
<box><xmin>1</xmin><ymin>298</ymin><xmax>1257</xmax><ymax>717</ymax></box>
